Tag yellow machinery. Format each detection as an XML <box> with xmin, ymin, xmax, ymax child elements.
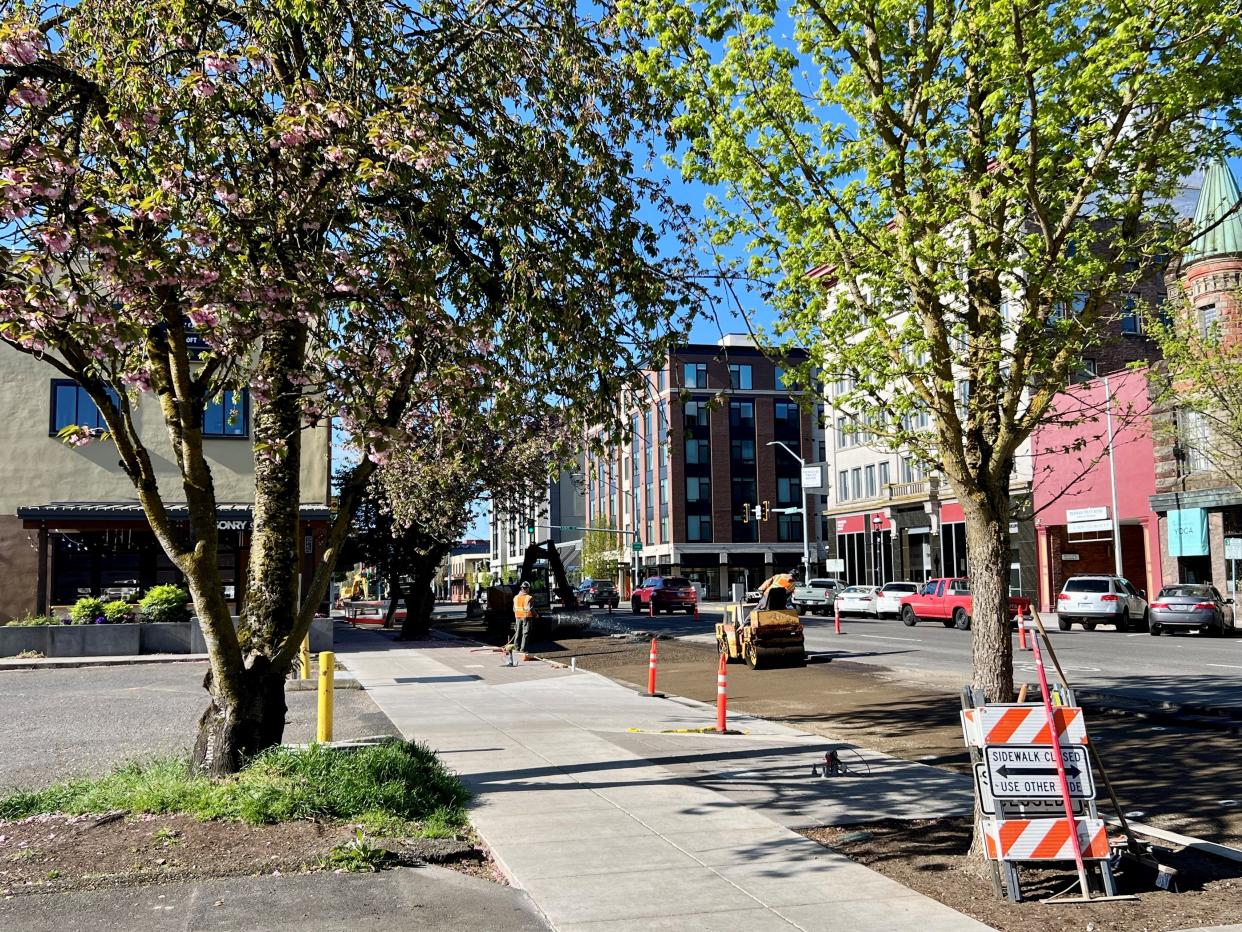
<box><xmin>339</xmin><ymin>568</ymin><xmax>371</xmax><ymax>602</ymax></box>
<box><xmin>716</xmin><ymin>605</ymin><xmax>805</xmax><ymax>669</ymax></box>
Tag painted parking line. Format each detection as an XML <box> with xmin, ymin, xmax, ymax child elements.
<box><xmin>855</xmin><ymin>633</ymin><xmax>924</xmax><ymax>642</ymax></box>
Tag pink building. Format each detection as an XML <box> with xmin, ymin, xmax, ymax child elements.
<box><xmin>1031</xmin><ymin>367</ymin><xmax>1162</xmax><ymax>611</ymax></box>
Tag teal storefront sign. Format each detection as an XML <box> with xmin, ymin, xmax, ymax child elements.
<box><xmin>1168</xmin><ymin>508</ymin><xmax>1209</xmax><ymax>557</ymax></box>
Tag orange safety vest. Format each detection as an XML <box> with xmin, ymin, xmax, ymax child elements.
<box><xmin>514</xmin><ymin>593</ymin><xmax>534</xmax><ymax>619</ymax></box>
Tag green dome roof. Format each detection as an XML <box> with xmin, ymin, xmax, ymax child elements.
<box><xmin>1184</xmin><ymin>157</ymin><xmax>1242</xmax><ymax>264</ymax></box>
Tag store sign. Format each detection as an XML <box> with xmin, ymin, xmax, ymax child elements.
<box><xmin>1066</xmin><ymin>506</ymin><xmax>1109</xmax><ymax>523</ymax></box>
<box><xmin>1168</xmin><ymin>508</ymin><xmax>1209</xmax><ymax>557</ymax></box>
<box><xmin>801</xmin><ymin>465</ymin><xmax>824</xmax><ymax>491</ymax></box>
<box><xmin>217</xmin><ymin>520</ymin><xmax>250</xmax><ymax>531</ymax></box>
<box><xmin>1226</xmin><ymin>538</ymin><xmax>1242</xmax><ymax>560</ymax></box>
<box><xmin>1068</xmin><ymin>519</ymin><xmax>1114</xmax><ymax>534</ymax></box>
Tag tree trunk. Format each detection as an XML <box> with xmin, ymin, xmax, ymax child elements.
<box><xmin>397</xmin><ymin>552</ymin><xmax>441</xmax><ymax>640</ymax></box>
<box><xmin>384</xmin><ymin>575</ymin><xmax>403</xmax><ymax>629</ymax></box>
<box><xmin>962</xmin><ymin>490</ymin><xmax>1015</xmax><ymax>704</ymax></box>
<box><xmin>190</xmin><ymin>657</ymin><xmax>288</xmax><ymax>777</ymax></box>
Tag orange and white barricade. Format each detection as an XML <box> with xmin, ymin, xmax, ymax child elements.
<box><xmin>961</xmin><ymin>705</ymin><xmax>1088</xmax><ymax>748</ymax></box>
<box><xmin>982</xmin><ymin>818</ymin><xmax>1110</xmax><ymax>861</ymax></box>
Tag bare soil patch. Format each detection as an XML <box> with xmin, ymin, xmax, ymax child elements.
<box><xmin>0</xmin><ymin>812</ymin><xmax>500</xmax><ymax>897</ymax></box>
<box><xmin>801</xmin><ymin>818</ymin><xmax>1242</xmax><ymax>932</ymax></box>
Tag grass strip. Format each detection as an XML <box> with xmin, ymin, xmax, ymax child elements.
<box><xmin>0</xmin><ymin>739</ymin><xmax>469</xmax><ymax>837</ymax></box>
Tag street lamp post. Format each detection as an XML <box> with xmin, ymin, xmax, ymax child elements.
<box><xmin>767</xmin><ymin>441</ymin><xmax>812</xmax><ymax>580</ymax></box>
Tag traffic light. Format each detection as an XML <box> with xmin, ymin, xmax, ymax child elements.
<box><xmin>526</xmin><ymin>518</ymin><xmax>536</xmax><ymax>538</ymax></box>
<box><xmin>761</xmin><ymin>500</ymin><xmax>771</xmax><ymax>521</ymax></box>
<box><xmin>742</xmin><ymin>503</ymin><xmax>751</xmax><ymax>524</ymax></box>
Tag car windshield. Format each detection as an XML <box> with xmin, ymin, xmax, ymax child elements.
<box><xmin>885</xmin><ymin>583</ymin><xmax>917</xmax><ymax>593</ymax></box>
<box><xmin>808</xmin><ymin>579</ymin><xmax>835</xmax><ymax>588</ymax></box>
<box><xmin>1158</xmin><ymin>586</ymin><xmax>1211</xmax><ymax>598</ymax></box>
<box><xmin>665</xmin><ymin>577</ymin><xmax>692</xmax><ymax>588</ymax></box>
<box><xmin>1063</xmin><ymin>579</ymin><xmax>1111</xmax><ymax>593</ymax></box>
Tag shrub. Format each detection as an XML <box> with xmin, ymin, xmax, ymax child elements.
<box><xmin>139</xmin><ymin>585</ymin><xmax>190</xmax><ymax>624</ymax></box>
<box><xmin>69</xmin><ymin>597</ymin><xmax>107</xmax><ymax>625</ymax></box>
<box><xmin>103</xmin><ymin>600</ymin><xmax>135</xmax><ymax>624</ymax></box>
<box><xmin>4</xmin><ymin>614</ymin><xmax>58</xmax><ymax>627</ymax></box>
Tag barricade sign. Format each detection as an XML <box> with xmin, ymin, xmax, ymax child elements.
<box><xmin>961</xmin><ymin>704</ymin><xmax>1088</xmax><ymax>748</ymax></box>
<box><xmin>982</xmin><ymin>817</ymin><xmax>1110</xmax><ymax>861</ymax></box>
<box><xmin>973</xmin><ymin>765</ymin><xmax>1087</xmax><ymax>817</ymax></box>
<box><xmin>985</xmin><ymin>745</ymin><xmax>1094</xmax><ymax>800</ymax></box>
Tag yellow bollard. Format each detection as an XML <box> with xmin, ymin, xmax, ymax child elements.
<box><xmin>317</xmin><ymin>650</ymin><xmax>334</xmax><ymax>743</ymax></box>
<box><xmin>300</xmin><ymin>635</ymin><xmax>311</xmax><ymax>681</ymax></box>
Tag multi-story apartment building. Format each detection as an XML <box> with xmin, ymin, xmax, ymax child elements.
<box><xmin>487</xmin><ymin>463</ymin><xmax>585</xmax><ymax>583</ymax></box>
<box><xmin>0</xmin><ymin>347</ymin><xmax>332</xmax><ymax>620</ymax></box>
<box><xmin>1148</xmin><ymin>156</ymin><xmax>1242</xmax><ymax>592</ymax></box>
<box><xmin>584</xmin><ymin>335</ymin><xmax>820</xmax><ymax>599</ymax></box>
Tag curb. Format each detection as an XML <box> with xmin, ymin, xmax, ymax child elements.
<box><xmin>0</xmin><ymin>654</ymin><xmax>211</xmax><ymax>670</ymax></box>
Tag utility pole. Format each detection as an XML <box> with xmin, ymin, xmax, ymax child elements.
<box><xmin>767</xmin><ymin>441</ymin><xmax>812</xmax><ymax>579</ymax></box>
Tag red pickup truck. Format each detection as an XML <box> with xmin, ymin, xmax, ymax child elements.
<box><xmin>899</xmin><ymin>578</ymin><xmax>1031</xmax><ymax>630</ymax></box>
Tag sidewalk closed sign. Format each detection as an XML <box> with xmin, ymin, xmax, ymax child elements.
<box><xmin>984</xmin><ymin>745</ymin><xmax>1094</xmax><ymax>799</ymax></box>
<box><xmin>1168</xmin><ymin>508</ymin><xmax>1209</xmax><ymax>557</ymax></box>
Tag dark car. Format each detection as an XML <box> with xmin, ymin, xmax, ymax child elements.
<box><xmin>576</xmin><ymin>578</ymin><xmax>620</xmax><ymax>609</ymax></box>
<box><xmin>631</xmin><ymin>576</ymin><xmax>699</xmax><ymax>616</ymax></box>
<box><xmin>1148</xmin><ymin>584</ymin><xmax>1235</xmax><ymax>637</ymax></box>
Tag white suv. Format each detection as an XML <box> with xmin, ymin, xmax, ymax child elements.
<box><xmin>1056</xmin><ymin>575</ymin><xmax>1148</xmax><ymax>632</ymax></box>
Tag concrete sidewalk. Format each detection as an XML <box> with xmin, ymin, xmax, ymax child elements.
<box><xmin>337</xmin><ymin>628</ymin><xmax>989</xmax><ymax>931</ymax></box>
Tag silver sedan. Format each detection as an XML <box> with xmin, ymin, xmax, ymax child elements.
<box><xmin>1148</xmin><ymin>584</ymin><xmax>1235</xmax><ymax>637</ymax></box>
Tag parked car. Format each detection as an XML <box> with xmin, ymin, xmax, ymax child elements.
<box><xmin>631</xmin><ymin>576</ymin><xmax>699</xmax><ymax>615</ymax></box>
<box><xmin>900</xmin><ymin>578</ymin><xmax>1032</xmax><ymax>630</ymax></box>
<box><xmin>575</xmin><ymin>578</ymin><xmax>620</xmax><ymax>609</ymax></box>
<box><xmin>834</xmin><ymin>585</ymin><xmax>880</xmax><ymax>616</ymax></box>
<box><xmin>1148</xmin><ymin>584</ymin><xmax>1235</xmax><ymax>637</ymax></box>
<box><xmin>1055</xmin><ymin>575</ymin><xmax>1148</xmax><ymax>631</ymax></box>
<box><xmin>792</xmin><ymin>578</ymin><xmax>844</xmax><ymax>616</ymax></box>
<box><xmin>874</xmin><ymin>581</ymin><xmax>921</xmax><ymax>618</ymax></box>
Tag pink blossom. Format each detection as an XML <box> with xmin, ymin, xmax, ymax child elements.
<box><xmin>121</xmin><ymin>370</ymin><xmax>153</xmax><ymax>392</ymax></box>
<box><xmin>214</xmin><ymin>184</ymin><xmax>238</xmax><ymax>204</ymax></box>
<box><xmin>40</xmin><ymin>228</ymin><xmax>71</xmax><ymax>253</ymax></box>
<box><xmin>188</xmin><ymin>307</ymin><xmax>220</xmax><ymax>328</ymax></box>
<box><xmin>13</xmin><ymin>84</ymin><xmax>48</xmax><ymax>108</ymax></box>
<box><xmin>204</xmin><ymin>55</ymin><xmax>239</xmax><ymax>74</ymax></box>
<box><xmin>190</xmin><ymin>79</ymin><xmax>215</xmax><ymax>99</ymax></box>
<box><xmin>0</xmin><ymin>35</ymin><xmax>41</xmax><ymax>66</ymax></box>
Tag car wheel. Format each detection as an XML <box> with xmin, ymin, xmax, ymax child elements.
<box><xmin>953</xmin><ymin>608</ymin><xmax>970</xmax><ymax>631</ymax></box>
<box><xmin>1149</xmin><ymin>623</ymin><xmax>1162</xmax><ymax>636</ymax></box>
<box><xmin>1138</xmin><ymin>610</ymin><xmax>1149</xmax><ymax>632</ymax></box>
<box><xmin>901</xmin><ymin>606</ymin><xmax>918</xmax><ymax>627</ymax></box>
<box><xmin>1083</xmin><ymin>622</ymin><xmax>1097</xmax><ymax>632</ymax></box>
<box><xmin>1058</xmin><ymin>617</ymin><xmax>1072</xmax><ymax>631</ymax></box>
<box><xmin>746</xmin><ymin>641</ymin><xmax>762</xmax><ymax>670</ymax></box>
<box><xmin>686</xmin><ymin>607</ymin><xmax>696</xmax><ymax>616</ymax></box>
<box><xmin>1116</xmin><ymin>611</ymin><xmax>1130</xmax><ymax>632</ymax></box>
<box><xmin>797</xmin><ymin>606</ymin><xmax>805</xmax><ymax>617</ymax></box>
<box><xmin>631</xmin><ymin>597</ymin><xmax>640</xmax><ymax>614</ymax></box>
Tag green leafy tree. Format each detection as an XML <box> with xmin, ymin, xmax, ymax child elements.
<box><xmin>626</xmin><ymin>0</ymin><xmax>1242</xmax><ymax>703</ymax></box>
<box><xmin>0</xmin><ymin>0</ymin><xmax>696</xmax><ymax>772</ymax></box>
<box><xmin>581</xmin><ymin>515</ymin><xmax>620</xmax><ymax>582</ymax></box>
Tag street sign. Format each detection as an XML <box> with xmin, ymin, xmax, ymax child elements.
<box><xmin>1227</xmin><ymin>538</ymin><xmax>1242</xmax><ymax>560</ymax></box>
<box><xmin>824</xmin><ymin>558</ymin><xmax>845</xmax><ymax>572</ymax></box>
<box><xmin>984</xmin><ymin>745</ymin><xmax>1094</xmax><ymax>799</ymax></box>
<box><xmin>632</xmin><ymin>539</ymin><xmax>642</xmax><ymax>552</ymax></box>
<box><xmin>973</xmin><ymin>765</ymin><xmax>1087</xmax><ymax>816</ymax></box>
<box><xmin>801</xmin><ymin>465</ymin><xmax>824</xmax><ymax>490</ymax></box>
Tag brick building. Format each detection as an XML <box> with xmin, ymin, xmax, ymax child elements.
<box><xmin>1149</xmin><ymin>156</ymin><xmax>1242</xmax><ymax>594</ymax></box>
<box><xmin>584</xmin><ymin>335</ymin><xmax>820</xmax><ymax>599</ymax></box>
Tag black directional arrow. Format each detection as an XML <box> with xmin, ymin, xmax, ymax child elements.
<box><xmin>996</xmin><ymin>764</ymin><xmax>1081</xmax><ymax>779</ymax></box>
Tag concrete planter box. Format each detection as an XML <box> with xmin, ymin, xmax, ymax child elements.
<box><xmin>140</xmin><ymin>622</ymin><xmax>193</xmax><ymax>654</ymax></box>
<box><xmin>0</xmin><ymin>625</ymin><xmax>51</xmax><ymax>657</ymax></box>
<box><xmin>48</xmin><ymin>623</ymin><xmax>141</xmax><ymax>657</ymax></box>
<box><xmin>190</xmin><ymin>616</ymin><xmax>334</xmax><ymax>654</ymax></box>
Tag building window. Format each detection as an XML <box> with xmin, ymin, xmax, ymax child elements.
<box><xmin>1179</xmin><ymin>409</ymin><xmax>1211</xmax><ymax>474</ymax></box>
<box><xmin>838</xmin><ymin>469</ymin><xmax>849</xmax><ymax>502</ymax></box>
<box><xmin>1073</xmin><ymin>358</ymin><xmax>1097</xmax><ymax>384</ymax></box>
<box><xmin>865</xmin><ymin>464</ymin><xmax>877</xmax><ymax>499</ymax></box>
<box><xmin>878</xmin><ymin>461</ymin><xmax>890</xmax><ymax>490</ymax></box>
<box><xmin>686</xmin><ymin>476</ymin><xmax>710</xmax><ymax>502</ymax></box>
<box><xmin>851</xmin><ymin>467</ymin><xmax>862</xmax><ymax>501</ymax></box>
<box><xmin>836</xmin><ymin>417</ymin><xmax>848</xmax><ymax>448</ymax></box>
<box><xmin>730</xmin><ymin>438</ymin><xmax>755</xmax><ymax>465</ymax></box>
<box><xmin>687</xmin><ymin>514</ymin><xmax>712</xmax><ymax>541</ymax></box>
<box><xmin>202</xmin><ymin>389</ymin><xmax>249</xmax><ymax>437</ymax></box>
<box><xmin>777</xmin><ymin>476</ymin><xmax>801</xmax><ymax>505</ymax></box>
<box><xmin>686</xmin><ymin>438</ymin><xmax>710</xmax><ymax>465</ymax></box>
<box><xmin>775</xmin><ymin>366</ymin><xmax>791</xmax><ymax>390</ymax></box>
<box><xmin>1120</xmin><ymin>294</ymin><xmax>1142</xmax><ymax>335</ymax></box>
<box><xmin>729</xmin><ymin>400</ymin><xmax>755</xmax><ymax>429</ymax></box>
<box><xmin>900</xmin><ymin>456</ymin><xmax>924</xmax><ymax>483</ymax></box>
<box><xmin>777</xmin><ymin>513</ymin><xmax>802</xmax><ymax>542</ymax></box>
<box><xmin>774</xmin><ymin>401</ymin><xmax>799</xmax><ymax>432</ymax></box>
<box><xmin>684</xmin><ymin>362</ymin><xmax>708</xmax><ymax>389</ymax></box>
<box><xmin>657</xmin><ymin>368</ymin><xmax>666</xmax><ymax>392</ymax></box>
<box><xmin>643</xmin><ymin>411</ymin><xmax>653</xmax><ymax>473</ymax></box>
<box><xmin>645</xmin><ymin>482</ymin><xmax>654</xmax><ymax>519</ymax></box>
<box><xmin>1200</xmin><ymin>303</ymin><xmax>1220</xmax><ymax>339</ymax></box>
<box><xmin>728</xmin><ymin>363</ymin><xmax>753</xmax><ymax>390</ymax></box>
<box><xmin>50</xmin><ymin>380</ymin><xmax>119</xmax><ymax>434</ymax></box>
<box><xmin>684</xmin><ymin>400</ymin><xmax>705</xmax><ymax>429</ymax></box>
<box><xmin>818</xmin><ymin>440</ymin><xmax>827</xmax><ymax>461</ymax></box>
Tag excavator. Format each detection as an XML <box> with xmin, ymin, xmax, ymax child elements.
<box><xmin>484</xmin><ymin>538</ymin><xmax>582</xmax><ymax>641</ymax></box>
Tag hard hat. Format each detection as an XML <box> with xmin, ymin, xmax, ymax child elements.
<box><xmin>520</xmin><ymin>582</ymin><xmax>530</xmax><ymax>590</ymax></box>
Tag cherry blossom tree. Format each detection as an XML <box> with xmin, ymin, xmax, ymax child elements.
<box><xmin>0</xmin><ymin>0</ymin><xmax>696</xmax><ymax>773</ymax></box>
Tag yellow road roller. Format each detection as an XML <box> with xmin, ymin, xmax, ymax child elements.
<box><xmin>716</xmin><ymin>605</ymin><xmax>806</xmax><ymax>669</ymax></box>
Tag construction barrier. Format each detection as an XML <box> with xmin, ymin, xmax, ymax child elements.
<box><xmin>962</xmin><ymin>704</ymin><xmax>1088</xmax><ymax>747</ymax></box>
<box><xmin>716</xmin><ymin>651</ymin><xmax>727</xmax><ymax>733</ymax></box>
<box><xmin>1017</xmin><ymin>613</ymin><xmax>1029</xmax><ymax>651</ymax></box>
<box><xmin>647</xmin><ymin>637</ymin><xmax>658</xmax><ymax>696</ymax></box>
<box><xmin>983</xmin><ymin>818</ymin><xmax>1110</xmax><ymax>861</ymax></box>
<box><xmin>834</xmin><ymin>602</ymin><xmax>842</xmax><ymax>635</ymax></box>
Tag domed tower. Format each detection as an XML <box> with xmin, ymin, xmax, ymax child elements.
<box><xmin>1179</xmin><ymin>157</ymin><xmax>1242</xmax><ymax>342</ymax></box>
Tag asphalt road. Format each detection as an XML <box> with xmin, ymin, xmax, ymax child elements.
<box><xmin>575</xmin><ymin>603</ymin><xmax>1242</xmax><ymax>709</ymax></box>
<box><xmin>0</xmin><ymin>662</ymin><xmax>399</xmax><ymax>791</ymax></box>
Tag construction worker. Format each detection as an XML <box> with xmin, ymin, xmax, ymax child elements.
<box><xmin>506</xmin><ymin>582</ymin><xmax>535</xmax><ymax>666</ymax></box>
<box><xmin>755</xmin><ymin>571</ymin><xmax>797</xmax><ymax>611</ymax></box>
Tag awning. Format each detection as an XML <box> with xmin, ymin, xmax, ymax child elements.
<box><xmin>18</xmin><ymin>500</ymin><xmax>332</xmax><ymax>528</ymax></box>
